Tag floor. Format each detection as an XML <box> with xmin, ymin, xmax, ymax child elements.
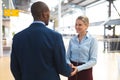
<box><xmin>0</xmin><ymin>37</ymin><xmax>120</xmax><ymax>80</ymax></box>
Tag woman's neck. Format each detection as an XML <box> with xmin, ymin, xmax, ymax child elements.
<box><xmin>78</xmin><ymin>31</ymin><xmax>87</xmax><ymax>41</ymax></box>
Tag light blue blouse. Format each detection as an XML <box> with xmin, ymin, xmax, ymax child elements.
<box><xmin>66</xmin><ymin>32</ymin><xmax>98</xmax><ymax>72</ymax></box>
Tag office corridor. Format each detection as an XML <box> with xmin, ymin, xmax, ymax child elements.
<box><xmin>0</xmin><ymin>37</ymin><xmax>120</xmax><ymax>80</ymax></box>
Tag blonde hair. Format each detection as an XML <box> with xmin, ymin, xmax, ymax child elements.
<box><xmin>77</xmin><ymin>16</ymin><xmax>89</xmax><ymax>26</ymax></box>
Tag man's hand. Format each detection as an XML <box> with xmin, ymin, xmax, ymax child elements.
<box><xmin>69</xmin><ymin>64</ymin><xmax>78</xmax><ymax>76</ymax></box>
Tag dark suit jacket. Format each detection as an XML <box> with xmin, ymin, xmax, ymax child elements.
<box><xmin>10</xmin><ymin>23</ymin><xmax>72</xmax><ymax>80</ymax></box>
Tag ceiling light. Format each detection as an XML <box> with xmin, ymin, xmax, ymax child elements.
<box><xmin>64</xmin><ymin>0</ymin><xmax>68</xmax><ymax>3</ymax></box>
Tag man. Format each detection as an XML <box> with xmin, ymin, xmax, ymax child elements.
<box><xmin>10</xmin><ymin>1</ymin><xmax>74</xmax><ymax>80</ymax></box>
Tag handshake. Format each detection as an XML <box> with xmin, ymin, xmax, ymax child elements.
<box><xmin>69</xmin><ymin>64</ymin><xmax>78</xmax><ymax>76</ymax></box>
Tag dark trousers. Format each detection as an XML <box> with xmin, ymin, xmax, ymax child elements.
<box><xmin>68</xmin><ymin>61</ymin><xmax>93</xmax><ymax>80</ymax></box>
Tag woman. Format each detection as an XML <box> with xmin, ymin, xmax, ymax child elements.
<box><xmin>66</xmin><ymin>16</ymin><xmax>98</xmax><ymax>80</ymax></box>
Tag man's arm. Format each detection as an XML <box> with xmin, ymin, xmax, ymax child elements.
<box><xmin>53</xmin><ymin>33</ymin><xmax>72</xmax><ymax>77</ymax></box>
<box><xmin>10</xmin><ymin>36</ymin><xmax>21</xmax><ymax>80</ymax></box>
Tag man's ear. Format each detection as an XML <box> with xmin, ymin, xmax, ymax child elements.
<box><xmin>41</xmin><ymin>12</ymin><xmax>45</xmax><ymax>17</ymax></box>
<box><xmin>42</xmin><ymin>12</ymin><xmax>48</xmax><ymax>18</ymax></box>
<box><xmin>40</xmin><ymin>11</ymin><xmax>49</xmax><ymax>21</ymax></box>
<box><xmin>38</xmin><ymin>12</ymin><xmax>45</xmax><ymax>21</ymax></box>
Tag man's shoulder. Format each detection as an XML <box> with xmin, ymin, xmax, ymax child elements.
<box><xmin>46</xmin><ymin>28</ymin><xmax>62</xmax><ymax>36</ymax></box>
<box><xmin>13</xmin><ymin>27</ymin><xmax>29</xmax><ymax>39</ymax></box>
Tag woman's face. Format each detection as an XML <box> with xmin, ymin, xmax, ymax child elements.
<box><xmin>75</xmin><ymin>19</ymin><xmax>88</xmax><ymax>34</ymax></box>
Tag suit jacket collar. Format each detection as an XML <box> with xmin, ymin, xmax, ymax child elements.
<box><xmin>33</xmin><ymin>21</ymin><xmax>45</xmax><ymax>25</ymax></box>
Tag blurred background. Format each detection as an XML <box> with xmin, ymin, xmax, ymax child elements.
<box><xmin>0</xmin><ymin>0</ymin><xmax>120</xmax><ymax>80</ymax></box>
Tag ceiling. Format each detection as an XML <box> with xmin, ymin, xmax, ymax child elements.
<box><xmin>2</xmin><ymin>0</ymin><xmax>119</xmax><ymax>27</ymax></box>
<box><xmin>2</xmin><ymin>0</ymin><xmax>107</xmax><ymax>19</ymax></box>
<box><xmin>51</xmin><ymin>0</ymin><xmax>106</xmax><ymax>19</ymax></box>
